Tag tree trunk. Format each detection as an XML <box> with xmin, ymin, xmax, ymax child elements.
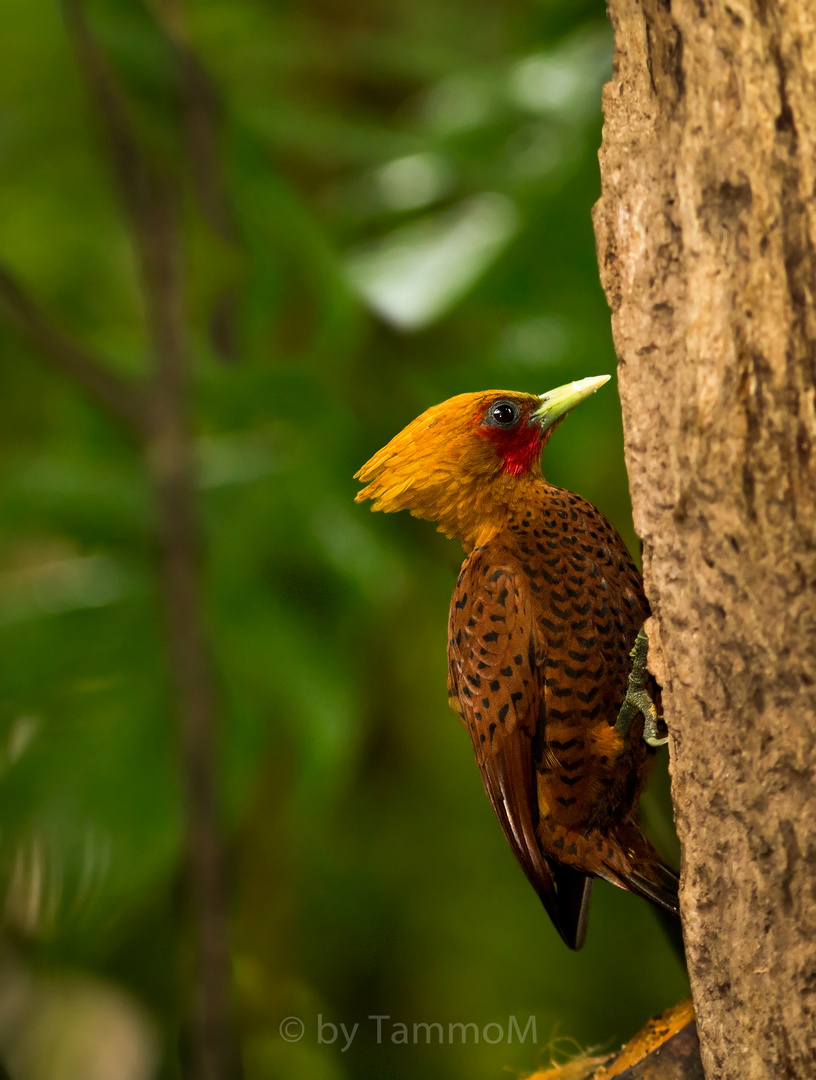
<box><xmin>593</xmin><ymin>4</ymin><xmax>816</xmax><ymax>1080</ymax></box>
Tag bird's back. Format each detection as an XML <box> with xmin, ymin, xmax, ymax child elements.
<box><xmin>447</xmin><ymin>480</ymin><xmax>677</xmax><ymax>945</ymax></box>
<box><xmin>520</xmin><ymin>483</ymin><xmax>653</xmax><ymax>834</ymax></box>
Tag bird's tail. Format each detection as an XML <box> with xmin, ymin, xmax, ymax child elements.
<box><xmin>601</xmin><ymin>822</ymin><xmax>680</xmax><ymax>917</ymax></box>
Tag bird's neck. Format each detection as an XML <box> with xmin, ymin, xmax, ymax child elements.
<box><xmin>438</xmin><ymin>473</ymin><xmax>548</xmax><ymax>553</ymax></box>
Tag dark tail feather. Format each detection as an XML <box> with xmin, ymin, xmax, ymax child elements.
<box><xmin>604</xmin><ymin>823</ymin><xmax>680</xmax><ymax>917</ymax></box>
<box><xmin>551</xmin><ymin>864</ymin><xmax>594</xmax><ymax>951</ymax></box>
<box><xmin>624</xmin><ymin>861</ymin><xmax>680</xmax><ymax>916</ymax></box>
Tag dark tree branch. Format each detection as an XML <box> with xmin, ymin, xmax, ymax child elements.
<box><xmin>138</xmin><ymin>174</ymin><xmax>233</xmax><ymax>1080</ymax></box>
<box><xmin>149</xmin><ymin>404</ymin><xmax>233</xmax><ymax>1080</ymax></box>
<box><xmin>52</xmin><ymin>3</ymin><xmax>235</xmax><ymax>1078</ymax></box>
<box><xmin>60</xmin><ymin>0</ymin><xmax>188</xmax><ymax>378</ymax></box>
<box><xmin>141</xmin><ymin>0</ymin><xmax>241</xmax><ymax>364</ymax></box>
<box><xmin>61</xmin><ymin>0</ymin><xmax>158</xmax><ymax>252</ymax></box>
<box><xmin>0</xmin><ymin>264</ymin><xmax>148</xmax><ymax>432</ymax></box>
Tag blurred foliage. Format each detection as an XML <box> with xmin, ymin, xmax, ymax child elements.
<box><xmin>0</xmin><ymin>0</ymin><xmax>687</xmax><ymax>1078</ymax></box>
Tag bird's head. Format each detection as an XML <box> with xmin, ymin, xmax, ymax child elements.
<box><xmin>355</xmin><ymin>376</ymin><xmax>610</xmax><ymax>549</ymax></box>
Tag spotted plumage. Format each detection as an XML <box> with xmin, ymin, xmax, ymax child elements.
<box><xmin>355</xmin><ymin>383</ymin><xmax>678</xmax><ymax>949</ymax></box>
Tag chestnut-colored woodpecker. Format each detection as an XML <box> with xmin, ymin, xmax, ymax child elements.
<box><xmin>355</xmin><ymin>379</ymin><xmax>677</xmax><ymax>949</ymax></box>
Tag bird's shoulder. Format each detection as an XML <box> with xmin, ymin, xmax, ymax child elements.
<box><xmin>487</xmin><ymin>486</ymin><xmax>648</xmax><ymax>629</ymax></box>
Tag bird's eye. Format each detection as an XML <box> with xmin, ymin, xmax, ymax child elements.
<box><xmin>486</xmin><ymin>400</ymin><xmax>520</xmax><ymax>429</ymax></box>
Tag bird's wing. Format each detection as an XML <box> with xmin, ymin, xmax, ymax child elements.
<box><xmin>448</xmin><ymin>548</ymin><xmax>588</xmax><ymax>947</ymax></box>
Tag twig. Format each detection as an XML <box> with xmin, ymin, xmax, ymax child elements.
<box><xmin>145</xmin><ymin>0</ymin><xmax>235</xmax><ymax>241</ymax></box>
<box><xmin>61</xmin><ymin>0</ymin><xmax>156</xmax><ymax>247</ymax></box>
<box><xmin>0</xmin><ymin>265</ymin><xmax>147</xmax><ymax>432</ymax></box>
<box><xmin>57</xmin><ymin>3</ymin><xmax>234</xmax><ymax>1077</ymax></box>
<box><xmin>177</xmin><ymin>48</ymin><xmax>236</xmax><ymax>242</ymax></box>
<box><xmin>145</xmin><ymin>0</ymin><xmax>240</xmax><ymax>362</ymax></box>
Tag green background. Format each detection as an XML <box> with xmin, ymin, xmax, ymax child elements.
<box><xmin>0</xmin><ymin>0</ymin><xmax>686</xmax><ymax>1077</ymax></box>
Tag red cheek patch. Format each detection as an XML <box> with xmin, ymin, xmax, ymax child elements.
<box><xmin>479</xmin><ymin>422</ymin><xmax>543</xmax><ymax>476</ymax></box>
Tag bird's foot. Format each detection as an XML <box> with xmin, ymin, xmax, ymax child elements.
<box><xmin>615</xmin><ymin>628</ymin><xmax>668</xmax><ymax>747</ymax></box>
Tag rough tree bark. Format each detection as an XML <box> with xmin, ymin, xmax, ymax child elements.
<box><xmin>593</xmin><ymin>3</ymin><xmax>816</xmax><ymax>1080</ymax></box>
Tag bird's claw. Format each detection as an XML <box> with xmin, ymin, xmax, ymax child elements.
<box><xmin>615</xmin><ymin>628</ymin><xmax>668</xmax><ymax>747</ymax></box>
